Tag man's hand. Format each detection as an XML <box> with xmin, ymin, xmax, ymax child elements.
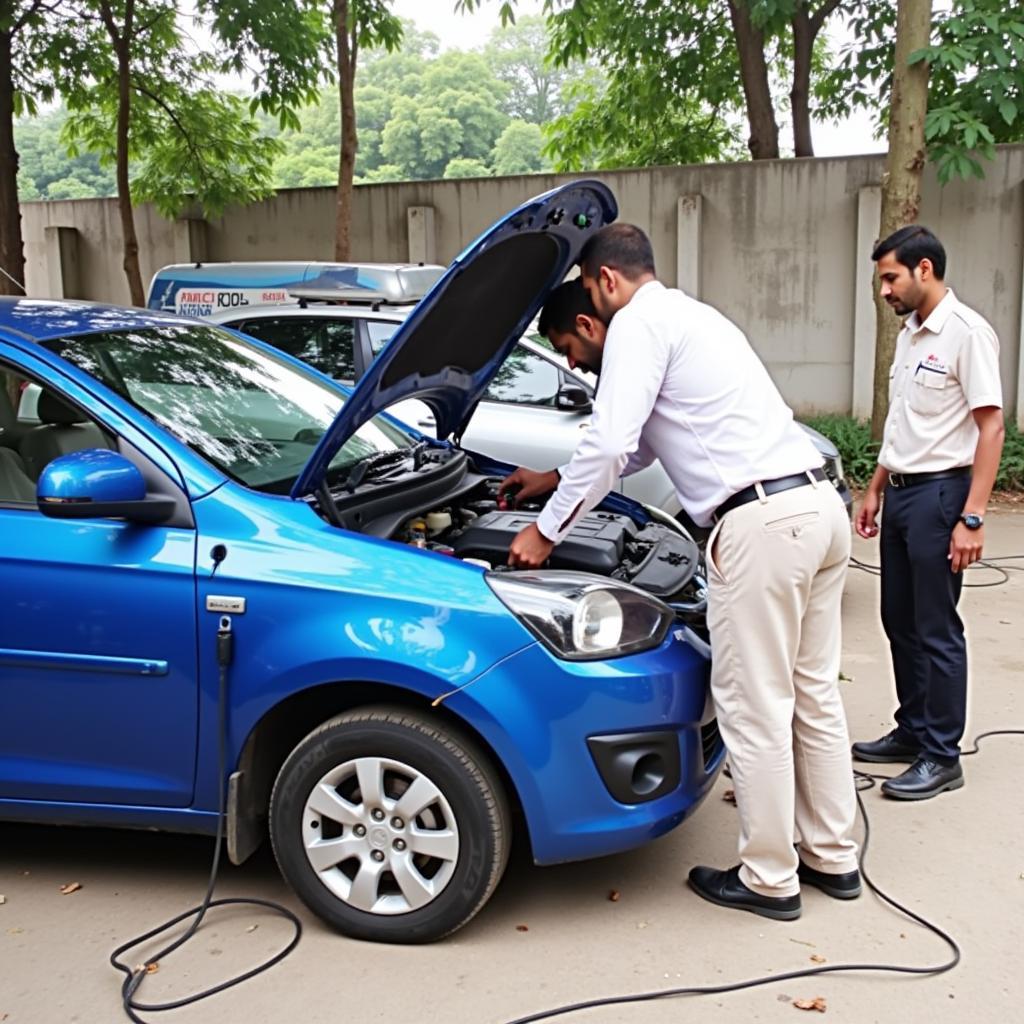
<box><xmin>508</xmin><ymin>523</ymin><xmax>555</xmax><ymax>569</ymax></box>
<box><xmin>497</xmin><ymin>467</ymin><xmax>559</xmax><ymax>504</ymax></box>
<box><xmin>855</xmin><ymin>489</ymin><xmax>882</xmax><ymax>539</ymax></box>
<box><xmin>949</xmin><ymin>521</ymin><xmax>983</xmax><ymax>573</ymax></box>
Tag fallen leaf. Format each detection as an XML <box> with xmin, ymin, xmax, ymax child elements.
<box><xmin>793</xmin><ymin>996</ymin><xmax>827</xmax><ymax>1012</ymax></box>
<box><xmin>8</xmin><ymin>928</ymin><xmax>24</xmax><ymax>935</ymax></box>
<box><xmin>810</xmin><ymin>954</ymin><xmax>827</xmax><ymax>964</ymax></box>
<box><xmin>789</xmin><ymin>938</ymin><xmax>816</xmax><ymax>948</ymax></box>
<box><xmin>838</xmin><ymin>671</ymin><xmax>852</xmax><ymax>682</ymax></box>
<box><xmin>515</xmin><ymin>924</ymin><xmax>529</xmax><ymax>932</ymax></box>
<box><xmin>608</xmin><ymin>890</ymin><xmax>621</xmax><ymax>902</ymax></box>
<box><xmin>246</xmin><ymin>924</ymin><xmax>259</xmax><ymax>933</ymax></box>
<box><xmin>0</xmin><ymin>895</ymin><xmax>6</xmax><ymax>905</ymax></box>
<box><xmin>145</xmin><ymin>963</ymin><xmax>159</xmax><ymax>974</ymax></box>
<box><xmin>59</xmin><ymin>882</ymin><xmax>82</xmax><ymax>896</ymax></box>
<box><xmin>722</xmin><ymin>789</ymin><xmax>737</xmax><ymax>805</ymax></box>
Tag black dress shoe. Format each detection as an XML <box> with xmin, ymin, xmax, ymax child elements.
<box><xmin>881</xmin><ymin>757</ymin><xmax>963</xmax><ymax>800</ymax></box>
<box><xmin>688</xmin><ymin>865</ymin><xmax>801</xmax><ymax>921</ymax></box>
<box><xmin>851</xmin><ymin>729</ymin><xmax>920</xmax><ymax>764</ymax></box>
<box><xmin>797</xmin><ymin>860</ymin><xmax>862</xmax><ymax>899</ymax></box>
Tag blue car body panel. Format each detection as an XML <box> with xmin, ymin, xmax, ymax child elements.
<box><xmin>0</xmin><ymin>181</ymin><xmax>720</xmax><ymax>872</ymax></box>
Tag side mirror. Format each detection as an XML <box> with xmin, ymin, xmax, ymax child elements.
<box><xmin>556</xmin><ymin>384</ymin><xmax>592</xmax><ymax>412</ymax></box>
<box><xmin>37</xmin><ymin>449</ymin><xmax>176</xmax><ymax>524</ymax></box>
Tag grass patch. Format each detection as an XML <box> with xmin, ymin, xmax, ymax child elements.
<box><xmin>803</xmin><ymin>414</ymin><xmax>1024</xmax><ymax>491</ymax></box>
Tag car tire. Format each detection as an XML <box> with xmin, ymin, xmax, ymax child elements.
<box><xmin>269</xmin><ymin>705</ymin><xmax>510</xmax><ymax>943</ymax></box>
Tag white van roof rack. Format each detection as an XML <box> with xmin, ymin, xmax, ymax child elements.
<box><xmin>288</xmin><ymin>264</ymin><xmax>445</xmax><ymax>307</ymax></box>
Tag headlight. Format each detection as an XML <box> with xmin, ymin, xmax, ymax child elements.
<box><xmin>486</xmin><ymin>570</ymin><xmax>674</xmax><ymax>661</ymax></box>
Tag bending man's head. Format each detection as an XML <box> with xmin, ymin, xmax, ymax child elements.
<box><xmin>538</xmin><ymin>279</ymin><xmax>608</xmax><ymax>375</ymax></box>
<box><xmin>578</xmin><ymin>224</ymin><xmax>657</xmax><ymax>321</ymax></box>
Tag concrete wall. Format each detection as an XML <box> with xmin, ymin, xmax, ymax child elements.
<box><xmin>18</xmin><ymin>146</ymin><xmax>1024</xmax><ymax>422</ymax></box>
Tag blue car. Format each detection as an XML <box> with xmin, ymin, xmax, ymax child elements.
<box><xmin>0</xmin><ymin>181</ymin><xmax>721</xmax><ymax>943</ymax></box>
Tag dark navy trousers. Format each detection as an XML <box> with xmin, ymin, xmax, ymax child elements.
<box><xmin>879</xmin><ymin>474</ymin><xmax>972</xmax><ymax>764</ymax></box>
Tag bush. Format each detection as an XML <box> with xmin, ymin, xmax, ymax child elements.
<box><xmin>803</xmin><ymin>415</ymin><xmax>1024</xmax><ymax>492</ymax></box>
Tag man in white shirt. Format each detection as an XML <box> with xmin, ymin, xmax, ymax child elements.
<box><xmin>853</xmin><ymin>225</ymin><xmax>1004</xmax><ymax>800</ymax></box>
<box><xmin>500</xmin><ymin>225</ymin><xmax>859</xmax><ymax>920</ymax></box>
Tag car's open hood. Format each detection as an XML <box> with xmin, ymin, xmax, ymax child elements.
<box><xmin>291</xmin><ymin>180</ymin><xmax>617</xmax><ymax>499</ymax></box>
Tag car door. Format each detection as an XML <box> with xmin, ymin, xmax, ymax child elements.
<box><xmin>0</xmin><ymin>353</ymin><xmax>200</xmax><ymax>807</ymax></box>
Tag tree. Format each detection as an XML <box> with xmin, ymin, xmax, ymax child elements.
<box><xmin>492</xmin><ymin>119</ymin><xmax>548</xmax><ymax>175</ymax></box>
<box><xmin>458</xmin><ymin>1</ymin><xmax>854</xmax><ymax>164</ymax></box>
<box><xmin>483</xmin><ymin>14</ymin><xmax>573</xmax><ymax>124</ymax></box>
<box><xmin>826</xmin><ymin>0</ymin><xmax>1024</xmax><ymax>184</ymax></box>
<box><xmin>0</xmin><ymin>0</ymin><xmax>53</xmax><ymax>296</ymax></box>
<box><xmin>379</xmin><ymin>51</ymin><xmax>508</xmax><ymax>179</ymax></box>
<box><xmin>443</xmin><ymin>157</ymin><xmax>491</xmax><ymax>178</ymax></box>
<box><xmin>52</xmin><ymin>1</ymin><xmax>312</xmax><ymax>306</ymax></box>
<box><xmin>327</xmin><ymin>0</ymin><xmax>402</xmax><ymax>260</ymax></box>
<box><xmin>868</xmin><ymin>0</ymin><xmax>932</xmax><ymax>440</ymax></box>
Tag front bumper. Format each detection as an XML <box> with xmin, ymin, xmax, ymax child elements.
<box><xmin>450</xmin><ymin>626</ymin><xmax>724</xmax><ymax>865</ymax></box>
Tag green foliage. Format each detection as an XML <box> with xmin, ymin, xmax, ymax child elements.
<box><xmin>14</xmin><ymin>105</ymin><xmax>115</xmax><ymax>200</ymax></box>
<box><xmin>483</xmin><ymin>14</ymin><xmax>573</xmax><ymax>124</ymax></box>
<box><xmin>443</xmin><ymin>157</ymin><xmax>492</xmax><ymax>178</ymax></box>
<box><xmin>802</xmin><ymin>415</ymin><xmax>881</xmax><ymax>488</ymax></box>
<box><xmin>51</xmin><ymin>2</ymin><xmax>283</xmax><ymax>220</ymax></box>
<box><xmin>492</xmin><ymin>119</ymin><xmax>548</xmax><ymax>175</ymax></box>
<box><xmin>821</xmin><ymin>0</ymin><xmax>1024</xmax><ymax>185</ymax></box>
<box><xmin>803</xmin><ymin>414</ymin><xmax>1024</xmax><ymax>491</ymax></box>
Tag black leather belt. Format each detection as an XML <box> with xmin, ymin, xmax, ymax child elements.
<box><xmin>713</xmin><ymin>467</ymin><xmax>827</xmax><ymax>523</ymax></box>
<box><xmin>887</xmin><ymin>466</ymin><xmax>971</xmax><ymax>489</ymax></box>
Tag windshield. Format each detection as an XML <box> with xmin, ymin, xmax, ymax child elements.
<box><xmin>47</xmin><ymin>324</ymin><xmax>413</xmax><ymax>492</ymax></box>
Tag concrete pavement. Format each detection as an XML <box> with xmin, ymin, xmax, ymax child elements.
<box><xmin>2</xmin><ymin>509</ymin><xmax>1022</xmax><ymax>1024</ymax></box>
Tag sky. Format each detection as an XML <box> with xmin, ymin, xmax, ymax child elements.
<box><xmin>388</xmin><ymin>0</ymin><xmax>883</xmax><ymax>157</ymax></box>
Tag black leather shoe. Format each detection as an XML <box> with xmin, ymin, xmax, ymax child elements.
<box><xmin>852</xmin><ymin>729</ymin><xmax>920</xmax><ymax>764</ymax></box>
<box><xmin>688</xmin><ymin>865</ymin><xmax>801</xmax><ymax>921</ymax></box>
<box><xmin>797</xmin><ymin>860</ymin><xmax>862</xmax><ymax>899</ymax></box>
<box><xmin>881</xmin><ymin>757</ymin><xmax>963</xmax><ymax>800</ymax></box>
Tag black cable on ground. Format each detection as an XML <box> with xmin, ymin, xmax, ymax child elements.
<box><xmin>110</xmin><ymin>624</ymin><xmax>302</xmax><ymax>1024</ymax></box>
<box><xmin>851</xmin><ymin>551</ymin><xmax>1024</xmax><ymax>586</ymax></box>
<box><xmin>497</xmin><ymin>727</ymin><xmax>1024</xmax><ymax>1024</ymax></box>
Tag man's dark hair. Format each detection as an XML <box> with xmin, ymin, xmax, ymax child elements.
<box><xmin>538</xmin><ymin>279</ymin><xmax>598</xmax><ymax>336</ymax></box>
<box><xmin>579</xmin><ymin>223</ymin><xmax>656</xmax><ymax>281</ymax></box>
<box><xmin>871</xmin><ymin>225</ymin><xmax>947</xmax><ymax>279</ymax></box>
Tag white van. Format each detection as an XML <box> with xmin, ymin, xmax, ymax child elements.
<box><xmin>145</xmin><ymin>261</ymin><xmax>446</xmax><ymax>316</ymax></box>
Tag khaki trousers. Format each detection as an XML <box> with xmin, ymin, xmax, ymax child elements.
<box><xmin>706</xmin><ymin>476</ymin><xmax>858</xmax><ymax>897</ymax></box>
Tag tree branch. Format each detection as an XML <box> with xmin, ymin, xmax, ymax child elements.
<box><xmin>809</xmin><ymin>0</ymin><xmax>844</xmax><ymax>38</ymax></box>
<box><xmin>130</xmin><ymin>79</ymin><xmax>212</xmax><ymax>189</ymax></box>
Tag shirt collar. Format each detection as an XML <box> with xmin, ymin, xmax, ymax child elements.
<box><xmin>906</xmin><ymin>288</ymin><xmax>957</xmax><ymax>335</ymax></box>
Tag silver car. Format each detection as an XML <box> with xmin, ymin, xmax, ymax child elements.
<box><xmin>205</xmin><ymin>302</ymin><xmax>851</xmax><ymax>533</ymax></box>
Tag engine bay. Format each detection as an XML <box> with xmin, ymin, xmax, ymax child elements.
<box><xmin>317</xmin><ymin>449</ymin><xmax>708</xmax><ymax>634</ymax></box>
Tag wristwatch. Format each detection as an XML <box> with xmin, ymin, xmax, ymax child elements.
<box><xmin>959</xmin><ymin>513</ymin><xmax>984</xmax><ymax>530</ymax></box>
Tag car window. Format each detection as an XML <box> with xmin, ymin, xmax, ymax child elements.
<box><xmin>366</xmin><ymin>320</ymin><xmax>398</xmax><ymax>357</ymax></box>
<box><xmin>45</xmin><ymin>324</ymin><xmax>412</xmax><ymax>493</ymax></box>
<box><xmin>234</xmin><ymin>316</ymin><xmax>357</xmax><ymax>381</ymax></box>
<box><xmin>484</xmin><ymin>345</ymin><xmax>560</xmax><ymax>406</ymax></box>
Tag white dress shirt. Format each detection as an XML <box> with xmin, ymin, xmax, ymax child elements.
<box><xmin>881</xmin><ymin>288</ymin><xmax>1002</xmax><ymax>474</ymax></box>
<box><xmin>536</xmin><ymin>281</ymin><xmax>822</xmax><ymax>539</ymax></box>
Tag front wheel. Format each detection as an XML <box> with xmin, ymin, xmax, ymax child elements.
<box><xmin>269</xmin><ymin>706</ymin><xmax>510</xmax><ymax>943</ymax></box>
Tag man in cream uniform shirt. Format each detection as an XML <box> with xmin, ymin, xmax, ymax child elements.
<box><xmin>854</xmin><ymin>225</ymin><xmax>1004</xmax><ymax>799</ymax></box>
<box><xmin>500</xmin><ymin>225</ymin><xmax>859</xmax><ymax>921</ymax></box>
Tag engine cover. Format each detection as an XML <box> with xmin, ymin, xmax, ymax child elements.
<box><xmin>450</xmin><ymin>509</ymin><xmax>632</xmax><ymax>574</ymax></box>
<box><xmin>449</xmin><ymin>508</ymin><xmax>700</xmax><ymax>598</ymax></box>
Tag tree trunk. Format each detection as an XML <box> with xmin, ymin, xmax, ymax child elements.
<box><xmin>727</xmin><ymin>0</ymin><xmax>779</xmax><ymax>159</ymax></box>
<box><xmin>791</xmin><ymin>2</ymin><xmax>843</xmax><ymax>158</ymax></box>
<box><xmin>334</xmin><ymin>0</ymin><xmax>357</xmax><ymax>262</ymax></box>
<box><xmin>791</xmin><ymin>11</ymin><xmax>814</xmax><ymax>157</ymax></box>
<box><xmin>0</xmin><ymin>26</ymin><xmax>25</xmax><ymax>296</ymax></box>
<box><xmin>870</xmin><ymin>0</ymin><xmax>932</xmax><ymax>440</ymax></box>
<box><xmin>101</xmin><ymin>0</ymin><xmax>144</xmax><ymax>306</ymax></box>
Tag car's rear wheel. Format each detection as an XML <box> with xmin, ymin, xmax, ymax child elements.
<box><xmin>269</xmin><ymin>706</ymin><xmax>510</xmax><ymax>943</ymax></box>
